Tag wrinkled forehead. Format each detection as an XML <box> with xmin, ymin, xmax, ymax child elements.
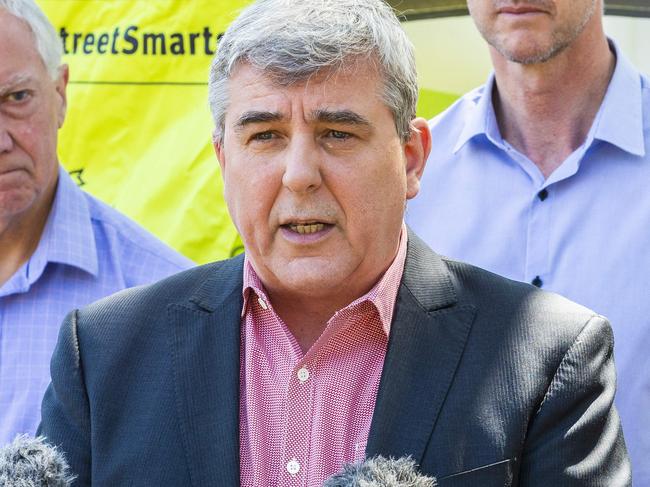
<box><xmin>224</xmin><ymin>60</ymin><xmax>386</xmax><ymax>118</ymax></box>
<box><xmin>227</xmin><ymin>58</ymin><xmax>386</xmax><ymax>109</ymax></box>
<box><xmin>237</xmin><ymin>52</ymin><xmax>382</xmax><ymax>83</ymax></box>
<box><xmin>0</xmin><ymin>7</ymin><xmax>37</xmax><ymax>45</ymax></box>
<box><xmin>0</xmin><ymin>10</ymin><xmax>47</xmax><ymax>83</ymax></box>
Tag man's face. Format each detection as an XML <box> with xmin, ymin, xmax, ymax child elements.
<box><xmin>0</xmin><ymin>9</ymin><xmax>67</xmax><ymax>230</ymax></box>
<box><xmin>467</xmin><ymin>0</ymin><xmax>599</xmax><ymax>64</ymax></box>
<box><xmin>216</xmin><ymin>62</ymin><xmax>428</xmax><ymax>303</ymax></box>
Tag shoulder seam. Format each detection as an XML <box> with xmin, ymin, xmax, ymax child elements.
<box><xmin>537</xmin><ymin>313</ymin><xmax>608</xmax><ymax>412</ymax></box>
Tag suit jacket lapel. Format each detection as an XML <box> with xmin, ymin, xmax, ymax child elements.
<box><xmin>367</xmin><ymin>230</ymin><xmax>476</xmax><ymax>463</ymax></box>
<box><xmin>168</xmin><ymin>256</ymin><xmax>244</xmax><ymax>487</ymax></box>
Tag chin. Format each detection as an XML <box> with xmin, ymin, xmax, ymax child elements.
<box><xmin>275</xmin><ymin>260</ymin><xmax>350</xmax><ymax>296</ymax></box>
<box><xmin>0</xmin><ymin>188</ymin><xmax>38</xmax><ymax>217</ymax></box>
<box><xmin>285</xmin><ymin>272</ymin><xmax>341</xmax><ymax>296</ymax></box>
<box><xmin>497</xmin><ymin>37</ymin><xmax>570</xmax><ymax>65</ymax></box>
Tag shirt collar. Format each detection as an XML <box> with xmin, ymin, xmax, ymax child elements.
<box><xmin>241</xmin><ymin>223</ymin><xmax>409</xmax><ymax>337</ymax></box>
<box><xmin>28</xmin><ymin>165</ymin><xmax>99</xmax><ymax>283</ymax></box>
<box><xmin>453</xmin><ymin>73</ymin><xmax>503</xmax><ymax>154</ymax></box>
<box><xmin>591</xmin><ymin>40</ymin><xmax>645</xmax><ymax>157</ymax></box>
<box><xmin>453</xmin><ymin>40</ymin><xmax>646</xmax><ymax>158</ymax></box>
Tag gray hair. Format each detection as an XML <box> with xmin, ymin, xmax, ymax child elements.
<box><xmin>0</xmin><ymin>0</ymin><xmax>62</xmax><ymax>79</ymax></box>
<box><xmin>209</xmin><ymin>0</ymin><xmax>418</xmax><ymax>144</ymax></box>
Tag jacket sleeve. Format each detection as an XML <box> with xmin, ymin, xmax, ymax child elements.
<box><xmin>37</xmin><ymin>310</ymin><xmax>92</xmax><ymax>486</ymax></box>
<box><xmin>518</xmin><ymin>315</ymin><xmax>632</xmax><ymax>486</ymax></box>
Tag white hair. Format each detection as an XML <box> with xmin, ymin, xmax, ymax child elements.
<box><xmin>0</xmin><ymin>0</ymin><xmax>62</xmax><ymax>79</ymax></box>
<box><xmin>209</xmin><ymin>0</ymin><xmax>418</xmax><ymax>144</ymax></box>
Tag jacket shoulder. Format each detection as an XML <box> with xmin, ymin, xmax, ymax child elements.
<box><xmin>442</xmin><ymin>256</ymin><xmax>603</xmax><ymax>341</ymax></box>
<box><xmin>76</xmin><ymin>256</ymin><xmax>242</xmax><ymax>327</ymax></box>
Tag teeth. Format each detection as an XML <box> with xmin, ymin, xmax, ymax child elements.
<box><xmin>289</xmin><ymin>223</ymin><xmax>325</xmax><ymax>234</ymax></box>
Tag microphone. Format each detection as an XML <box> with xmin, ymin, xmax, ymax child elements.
<box><xmin>323</xmin><ymin>455</ymin><xmax>437</xmax><ymax>487</ymax></box>
<box><xmin>0</xmin><ymin>435</ymin><xmax>74</xmax><ymax>486</ymax></box>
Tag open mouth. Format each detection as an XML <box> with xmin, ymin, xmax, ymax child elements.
<box><xmin>281</xmin><ymin>221</ymin><xmax>334</xmax><ymax>237</ymax></box>
<box><xmin>287</xmin><ymin>223</ymin><xmax>326</xmax><ymax>234</ymax></box>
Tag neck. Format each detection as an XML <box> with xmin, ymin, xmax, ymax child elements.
<box><xmin>491</xmin><ymin>26</ymin><xmax>615</xmax><ymax>178</ymax></box>
<box><xmin>266</xmin><ymin>293</ymin><xmax>343</xmax><ymax>353</ymax></box>
<box><xmin>0</xmin><ymin>181</ymin><xmax>57</xmax><ymax>287</ymax></box>
<box><xmin>264</xmin><ymin>260</ymin><xmax>393</xmax><ymax>354</ymax></box>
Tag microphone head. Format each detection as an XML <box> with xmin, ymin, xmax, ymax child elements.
<box><xmin>0</xmin><ymin>435</ymin><xmax>74</xmax><ymax>487</ymax></box>
<box><xmin>323</xmin><ymin>455</ymin><xmax>437</xmax><ymax>487</ymax></box>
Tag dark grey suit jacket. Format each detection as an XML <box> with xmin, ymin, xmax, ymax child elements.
<box><xmin>38</xmin><ymin>232</ymin><xmax>631</xmax><ymax>486</ymax></box>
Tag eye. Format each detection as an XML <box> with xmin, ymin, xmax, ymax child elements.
<box><xmin>326</xmin><ymin>130</ymin><xmax>351</xmax><ymax>140</ymax></box>
<box><xmin>251</xmin><ymin>131</ymin><xmax>275</xmax><ymax>141</ymax></box>
<box><xmin>7</xmin><ymin>90</ymin><xmax>31</xmax><ymax>103</ymax></box>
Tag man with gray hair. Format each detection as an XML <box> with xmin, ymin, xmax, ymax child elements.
<box><xmin>39</xmin><ymin>0</ymin><xmax>630</xmax><ymax>485</ymax></box>
<box><xmin>0</xmin><ymin>0</ymin><xmax>192</xmax><ymax>445</ymax></box>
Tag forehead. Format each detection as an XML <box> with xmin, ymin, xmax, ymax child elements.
<box><xmin>224</xmin><ymin>61</ymin><xmax>390</xmax><ymax>124</ymax></box>
<box><xmin>0</xmin><ymin>9</ymin><xmax>46</xmax><ymax>85</ymax></box>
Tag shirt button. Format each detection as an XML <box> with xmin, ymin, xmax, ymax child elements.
<box><xmin>532</xmin><ymin>276</ymin><xmax>543</xmax><ymax>288</ymax></box>
<box><xmin>286</xmin><ymin>458</ymin><xmax>300</xmax><ymax>475</ymax></box>
<box><xmin>257</xmin><ymin>296</ymin><xmax>268</xmax><ymax>310</ymax></box>
<box><xmin>538</xmin><ymin>189</ymin><xmax>549</xmax><ymax>201</ymax></box>
<box><xmin>297</xmin><ymin>367</ymin><xmax>310</xmax><ymax>383</ymax></box>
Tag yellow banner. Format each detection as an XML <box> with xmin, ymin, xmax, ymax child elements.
<box><xmin>37</xmin><ymin>0</ymin><xmax>251</xmax><ymax>263</ymax></box>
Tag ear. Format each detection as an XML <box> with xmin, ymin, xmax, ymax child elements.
<box><xmin>55</xmin><ymin>64</ymin><xmax>69</xmax><ymax>128</ymax></box>
<box><xmin>213</xmin><ymin>131</ymin><xmax>226</xmax><ymax>172</ymax></box>
<box><xmin>403</xmin><ymin>117</ymin><xmax>431</xmax><ymax>200</ymax></box>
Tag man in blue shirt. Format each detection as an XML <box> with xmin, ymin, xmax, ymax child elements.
<box><xmin>0</xmin><ymin>0</ymin><xmax>193</xmax><ymax>444</ymax></box>
<box><xmin>407</xmin><ymin>0</ymin><xmax>649</xmax><ymax>482</ymax></box>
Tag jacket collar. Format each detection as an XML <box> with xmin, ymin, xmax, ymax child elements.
<box><xmin>367</xmin><ymin>229</ymin><xmax>476</xmax><ymax>464</ymax></box>
<box><xmin>168</xmin><ymin>255</ymin><xmax>244</xmax><ymax>487</ymax></box>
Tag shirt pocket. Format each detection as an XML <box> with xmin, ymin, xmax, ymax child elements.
<box><xmin>437</xmin><ymin>458</ymin><xmax>515</xmax><ymax>487</ymax></box>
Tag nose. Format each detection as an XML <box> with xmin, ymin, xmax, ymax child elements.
<box><xmin>0</xmin><ymin>117</ymin><xmax>14</xmax><ymax>153</ymax></box>
<box><xmin>281</xmin><ymin>135</ymin><xmax>322</xmax><ymax>193</ymax></box>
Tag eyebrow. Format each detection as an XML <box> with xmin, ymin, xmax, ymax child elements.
<box><xmin>232</xmin><ymin>108</ymin><xmax>373</xmax><ymax>133</ymax></box>
<box><xmin>0</xmin><ymin>74</ymin><xmax>34</xmax><ymax>96</ymax></box>
<box><xmin>235</xmin><ymin>111</ymin><xmax>283</xmax><ymax>130</ymax></box>
<box><xmin>312</xmin><ymin>109</ymin><xmax>372</xmax><ymax>128</ymax></box>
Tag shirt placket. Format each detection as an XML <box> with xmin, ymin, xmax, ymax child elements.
<box><xmin>277</xmin><ymin>358</ymin><xmax>316</xmax><ymax>487</ymax></box>
<box><xmin>525</xmin><ymin>184</ymin><xmax>552</xmax><ymax>287</ymax></box>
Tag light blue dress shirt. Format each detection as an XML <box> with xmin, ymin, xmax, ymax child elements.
<box><xmin>407</xmin><ymin>44</ymin><xmax>649</xmax><ymax>483</ymax></box>
<box><xmin>0</xmin><ymin>166</ymin><xmax>193</xmax><ymax>444</ymax></box>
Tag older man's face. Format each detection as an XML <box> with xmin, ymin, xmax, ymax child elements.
<box><xmin>217</xmin><ymin>62</ymin><xmax>427</xmax><ymax>303</ymax></box>
<box><xmin>0</xmin><ymin>9</ymin><xmax>67</xmax><ymax>231</ymax></box>
<box><xmin>467</xmin><ymin>0</ymin><xmax>599</xmax><ymax>64</ymax></box>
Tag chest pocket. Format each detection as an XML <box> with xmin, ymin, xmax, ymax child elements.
<box><xmin>437</xmin><ymin>458</ymin><xmax>515</xmax><ymax>487</ymax></box>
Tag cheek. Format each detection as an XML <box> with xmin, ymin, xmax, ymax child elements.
<box><xmin>339</xmin><ymin>159</ymin><xmax>407</xmax><ymax>228</ymax></box>
<box><xmin>366</xmin><ymin>154</ymin><xmax>408</xmax><ymax>203</ymax></box>
<box><xmin>223</xmin><ymin>157</ymin><xmax>279</xmax><ymax>237</ymax></box>
<box><xmin>11</xmin><ymin>121</ymin><xmax>55</xmax><ymax>174</ymax></box>
<box><xmin>468</xmin><ymin>6</ymin><xmax>491</xmax><ymax>31</ymax></box>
